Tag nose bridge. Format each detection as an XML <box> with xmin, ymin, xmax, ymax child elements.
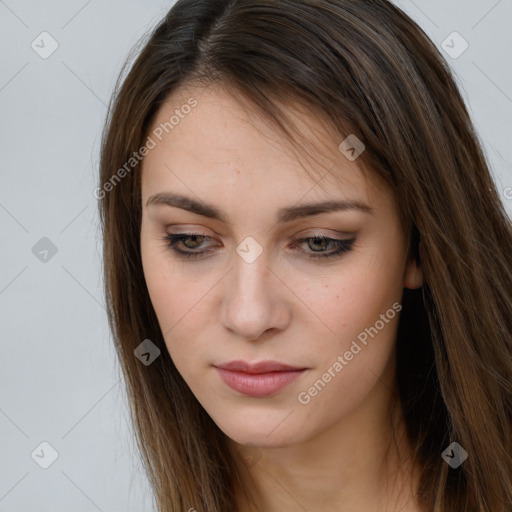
<box><xmin>219</xmin><ymin>240</ymin><xmax>289</xmax><ymax>339</ymax></box>
<box><xmin>235</xmin><ymin>245</ymin><xmax>271</xmax><ymax>295</ymax></box>
<box><xmin>233</xmin><ymin>234</ymin><xmax>271</xmax><ymax>291</ymax></box>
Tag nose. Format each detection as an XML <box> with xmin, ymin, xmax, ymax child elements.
<box><xmin>218</xmin><ymin>252</ymin><xmax>291</xmax><ymax>342</ymax></box>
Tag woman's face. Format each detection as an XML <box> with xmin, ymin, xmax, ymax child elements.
<box><xmin>140</xmin><ymin>84</ymin><xmax>422</xmax><ymax>448</ymax></box>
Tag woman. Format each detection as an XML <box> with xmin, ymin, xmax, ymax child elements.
<box><xmin>98</xmin><ymin>1</ymin><xmax>512</xmax><ymax>510</ymax></box>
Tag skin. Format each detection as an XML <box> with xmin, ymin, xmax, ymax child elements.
<box><xmin>140</xmin><ymin>83</ymin><xmax>425</xmax><ymax>512</ymax></box>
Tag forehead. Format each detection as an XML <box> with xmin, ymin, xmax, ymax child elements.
<box><xmin>141</xmin><ymin>83</ymin><xmax>389</xmax><ymax>215</ymax></box>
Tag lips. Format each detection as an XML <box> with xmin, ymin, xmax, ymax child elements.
<box><xmin>214</xmin><ymin>360</ymin><xmax>307</xmax><ymax>397</ymax></box>
<box><xmin>215</xmin><ymin>359</ymin><xmax>306</xmax><ymax>374</ymax></box>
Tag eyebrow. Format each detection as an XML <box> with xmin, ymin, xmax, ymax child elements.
<box><xmin>146</xmin><ymin>192</ymin><xmax>374</xmax><ymax>224</ymax></box>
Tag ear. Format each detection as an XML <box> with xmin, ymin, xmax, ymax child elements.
<box><xmin>404</xmin><ymin>256</ymin><xmax>423</xmax><ymax>289</ymax></box>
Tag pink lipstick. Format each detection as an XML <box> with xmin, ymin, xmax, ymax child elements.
<box><xmin>214</xmin><ymin>360</ymin><xmax>307</xmax><ymax>397</ymax></box>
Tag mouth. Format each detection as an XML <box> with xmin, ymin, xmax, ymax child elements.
<box><xmin>213</xmin><ymin>360</ymin><xmax>308</xmax><ymax>397</ymax></box>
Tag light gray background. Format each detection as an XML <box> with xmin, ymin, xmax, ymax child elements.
<box><xmin>0</xmin><ymin>1</ymin><xmax>511</xmax><ymax>511</ymax></box>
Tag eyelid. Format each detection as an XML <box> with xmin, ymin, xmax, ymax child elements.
<box><xmin>294</xmin><ymin>229</ymin><xmax>356</xmax><ymax>239</ymax></box>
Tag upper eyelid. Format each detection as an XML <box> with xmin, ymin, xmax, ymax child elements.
<box><xmin>165</xmin><ymin>229</ymin><xmax>356</xmax><ymax>240</ymax></box>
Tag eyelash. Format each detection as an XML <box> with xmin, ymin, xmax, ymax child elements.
<box><xmin>162</xmin><ymin>233</ymin><xmax>356</xmax><ymax>261</ymax></box>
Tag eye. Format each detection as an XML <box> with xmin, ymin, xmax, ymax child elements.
<box><xmin>162</xmin><ymin>233</ymin><xmax>218</xmax><ymax>259</ymax></box>
<box><xmin>291</xmin><ymin>234</ymin><xmax>356</xmax><ymax>259</ymax></box>
<box><xmin>161</xmin><ymin>233</ymin><xmax>356</xmax><ymax>260</ymax></box>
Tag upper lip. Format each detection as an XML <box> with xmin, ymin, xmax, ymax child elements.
<box><xmin>214</xmin><ymin>360</ymin><xmax>306</xmax><ymax>374</ymax></box>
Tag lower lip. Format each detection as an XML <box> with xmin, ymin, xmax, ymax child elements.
<box><xmin>215</xmin><ymin>368</ymin><xmax>306</xmax><ymax>397</ymax></box>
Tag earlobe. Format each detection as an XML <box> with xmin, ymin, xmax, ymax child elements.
<box><xmin>404</xmin><ymin>258</ymin><xmax>423</xmax><ymax>289</ymax></box>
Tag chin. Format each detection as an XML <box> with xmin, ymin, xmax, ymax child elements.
<box><xmin>230</xmin><ymin>430</ymin><xmax>301</xmax><ymax>449</ymax></box>
<box><xmin>214</xmin><ymin>413</ymin><xmax>311</xmax><ymax>448</ymax></box>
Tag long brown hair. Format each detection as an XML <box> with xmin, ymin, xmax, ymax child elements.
<box><xmin>98</xmin><ymin>1</ymin><xmax>512</xmax><ymax>510</ymax></box>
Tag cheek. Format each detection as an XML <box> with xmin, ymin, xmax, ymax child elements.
<box><xmin>144</xmin><ymin>270</ymin><xmax>206</xmax><ymax>342</ymax></box>
<box><xmin>141</xmin><ymin>239</ymin><xmax>190</xmax><ymax>339</ymax></box>
<box><xmin>141</xmin><ymin>230</ymin><xmax>197</xmax><ymax>323</ymax></box>
<box><xmin>140</xmin><ymin>242</ymin><xmax>217</xmax><ymax>376</ymax></box>
<box><xmin>295</xmin><ymin>254</ymin><xmax>404</xmax><ymax>347</ymax></box>
<box><xmin>293</xmin><ymin>270</ymin><xmax>402</xmax><ymax>435</ymax></box>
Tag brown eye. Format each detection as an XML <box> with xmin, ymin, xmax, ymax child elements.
<box><xmin>181</xmin><ymin>235</ymin><xmax>207</xmax><ymax>249</ymax></box>
<box><xmin>163</xmin><ymin>233</ymin><xmax>217</xmax><ymax>259</ymax></box>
